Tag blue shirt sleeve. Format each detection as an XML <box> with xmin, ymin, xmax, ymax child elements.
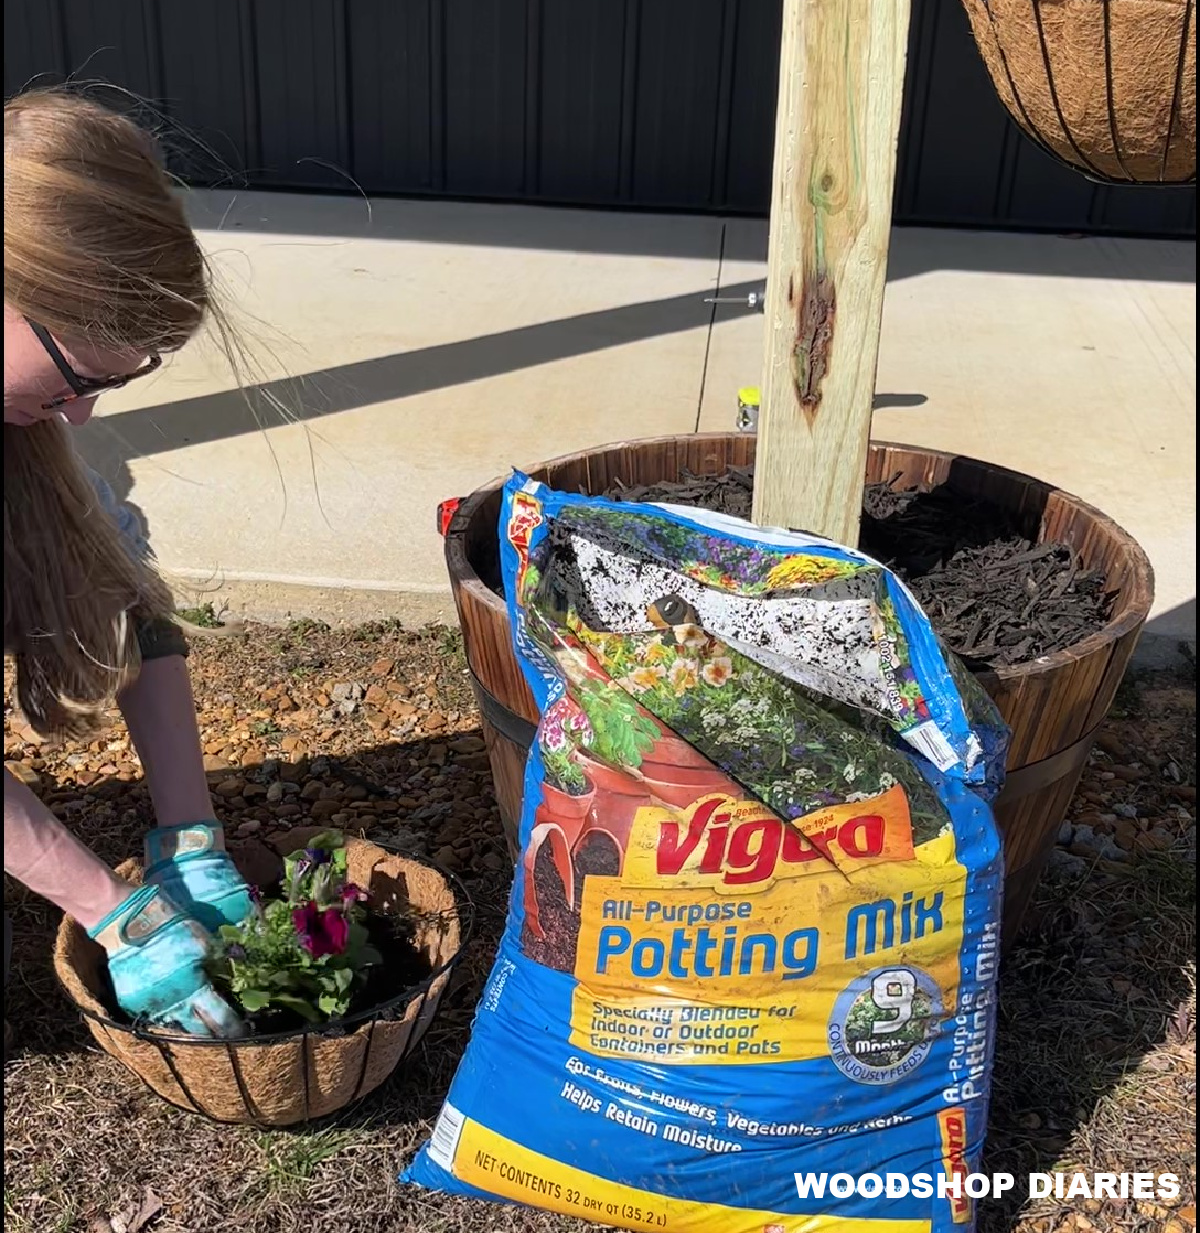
<box><xmin>85</xmin><ymin>468</ymin><xmax>189</xmax><ymax>661</ymax></box>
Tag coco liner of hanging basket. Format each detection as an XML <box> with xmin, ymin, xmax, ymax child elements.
<box><xmin>960</xmin><ymin>0</ymin><xmax>1196</xmax><ymax>184</ymax></box>
<box><xmin>52</xmin><ymin>830</ymin><xmax>469</xmax><ymax>1128</ymax></box>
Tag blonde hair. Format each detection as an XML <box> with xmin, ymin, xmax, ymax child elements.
<box><xmin>3</xmin><ymin>88</ymin><xmax>214</xmax><ymax>737</ymax></box>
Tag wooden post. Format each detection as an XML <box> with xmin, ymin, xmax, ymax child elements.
<box><xmin>751</xmin><ymin>0</ymin><xmax>913</xmax><ymax>545</ymax></box>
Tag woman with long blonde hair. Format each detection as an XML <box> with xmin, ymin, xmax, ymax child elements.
<box><xmin>4</xmin><ymin>88</ymin><xmax>255</xmax><ymax>1039</ymax></box>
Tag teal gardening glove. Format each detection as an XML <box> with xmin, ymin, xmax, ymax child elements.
<box><xmin>143</xmin><ymin>823</ymin><xmax>254</xmax><ymax>934</ymax></box>
<box><xmin>88</xmin><ymin>885</ymin><xmax>243</xmax><ymax>1037</ymax></box>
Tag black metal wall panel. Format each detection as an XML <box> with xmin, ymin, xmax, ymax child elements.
<box><xmin>722</xmin><ymin>0</ymin><xmax>785</xmax><ymax>213</ymax></box>
<box><xmin>347</xmin><ymin>1</ymin><xmax>434</xmax><ymax>192</ymax></box>
<box><xmin>154</xmin><ymin>0</ymin><xmax>257</xmax><ymax>182</ymax></box>
<box><xmin>443</xmin><ymin>0</ymin><xmax>528</xmax><ymax>196</ymax></box>
<box><xmin>537</xmin><ymin>0</ymin><xmax>626</xmax><ymax>203</ymax></box>
<box><xmin>630</xmin><ymin>0</ymin><xmax>728</xmax><ymax>207</ymax></box>
<box><xmin>3</xmin><ymin>0</ymin><xmax>1193</xmax><ymax>237</ymax></box>
<box><xmin>252</xmin><ymin>0</ymin><xmax>350</xmax><ymax>189</ymax></box>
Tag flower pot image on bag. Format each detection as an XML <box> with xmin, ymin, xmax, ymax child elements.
<box><xmin>520</xmin><ymin>821</ymin><xmax>578</xmax><ymax>973</ymax></box>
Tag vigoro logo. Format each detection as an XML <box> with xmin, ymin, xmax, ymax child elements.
<box><xmin>506</xmin><ymin>490</ymin><xmax>543</xmax><ymax>555</ymax></box>
<box><xmin>505</xmin><ymin>490</ymin><xmax>543</xmax><ymax>593</ymax></box>
<box><xmin>938</xmin><ymin>1107</ymin><xmax>973</xmax><ymax>1224</ymax></box>
<box><xmin>652</xmin><ymin>785</ymin><xmax>915</xmax><ymax>889</ymax></box>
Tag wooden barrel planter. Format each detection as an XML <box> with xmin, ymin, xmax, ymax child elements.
<box><xmin>444</xmin><ymin>434</ymin><xmax>1153</xmax><ymax>945</ymax></box>
<box><xmin>959</xmin><ymin>0</ymin><xmax>1196</xmax><ymax>184</ymax></box>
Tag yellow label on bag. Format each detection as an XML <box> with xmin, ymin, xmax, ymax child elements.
<box><xmin>568</xmin><ymin>788</ymin><xmax>965</xmax><ymax>1066</ymax></box>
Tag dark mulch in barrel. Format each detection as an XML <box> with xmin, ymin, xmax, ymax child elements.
<box><xmin>601</xmin><ymin>466</ymin><xmax>1115</xmax><ymax>671</ymax></box>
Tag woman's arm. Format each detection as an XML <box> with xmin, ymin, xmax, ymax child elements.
<box><xmin>117</xmin><ymin>654</ymin><xmax>217</xmax><ymax>833</ymax></box>
<box><xmin>3</xmin><ymin>770</ymin><xmax>131</xmax><ymax>930</ymax></box>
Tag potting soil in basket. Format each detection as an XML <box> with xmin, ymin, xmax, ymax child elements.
<box><xmin>404</xmin><ymin>475</ymin><xmax>1010</xmax><ymax>1231</ymax></box>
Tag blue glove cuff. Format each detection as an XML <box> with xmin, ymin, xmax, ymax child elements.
<box><xmin>144</xmin><ymin>822</ymin><xmax>224</xmax><ymax>875</ymax></box>
<box><xmin>87</xmin><ymin>885</ymin><xmax>182</xmax><ymax>953</ymax></box>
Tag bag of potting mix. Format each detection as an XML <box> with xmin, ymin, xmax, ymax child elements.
<box><xmin>404</xmin><ymin>474</ymin><xmax>1010</xmax><ymax>1231</ymax></box>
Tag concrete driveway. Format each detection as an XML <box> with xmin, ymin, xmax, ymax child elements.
<box><xmin>76</xmin><ymin>190</ymin><xmax>1196</xmax><ymax>660</ymax></box>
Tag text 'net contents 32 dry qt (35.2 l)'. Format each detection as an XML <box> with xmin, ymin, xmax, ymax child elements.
<box><xmin>404</xmin><ymin>474</ymin><xmax>1009</xmax><ymax>1232</ymax></box>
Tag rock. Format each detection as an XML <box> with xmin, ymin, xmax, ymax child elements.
<box><xmin>278</xmin><ymin>761</ymin><xmax>304</xmax><ymax>783</ymax></box>
<box><xmin>1057</xmin><ymin>822</ymin><xmax>1074</xmax><ymax>845</ymax></box>
<box><xmin>1097</xmin><ymin>838</ymin><xmax>1128</xmax><ymax>862</ymax></box>
<box><xmin>309</xmin><ymin>799</ymin><xmax>340</xmax><ymax>821</ymax></box>
<box><xmin>424</xmin><ymin>712</ymin><xmax>447</xmax><ymax>732</ymax></box>
<box><xmin>449</xmin><ymin>736</ymin><xmax>486</xmax><ymax>755</ymax></box>
<box><xmin>300</xmin><ymin>780</ymin><xmax>324</xmax><ymax>801</ymax></box>
<box><xmin>202</xmin><ymin>753</ymin><xmax>232</xmax><ymax>773</ymax></box>
<box><xmin>1136</xmin><ymin>827</ymin><xmax>1174</xmax><ymax>853</ymax></box>
<box><xmin>370</xmin><ymin>657</ymin><xmax>395</xmax><ymax>678</ymax></box>
<box><xmin>4</xmin><ymin>760</ymin><xmax>42</xmax><ymax>790</ymax></box>
<box><xmin>274</xmin><ymin>803</ymin><xmax>302</xmax><ymax>819</ymax></box>
<box><xmin>1049</xmin><ymin>849</ymin><xmax>1087</xmax><ymax>877</ymax></box>
<box><xmin>242</xmin><ymin>783</ymin><xmax>267</xmax><ymax>801</ymax></box>
<box><xmin>434</xmin><ymin>844</ymin><xmax>462</xmax><ymax>870</ymax></box>
<box><xmin>310</xmin><ymin>756</ymin><xmax>332</xmax><ymax>777</ymax></box>
<box><xmin>1113</xmin><ymin>802</ymin><xmax>1139</xmax><ymax>819</ymax></box>
<box><xmin>266</xmin><ymin>782</ymin><xmax>285</xmax><ymax>803</ymax></box>
<box><xmin>236</xmin><ymin>819</ymin><xmax>262</xmax><ymax>837</ymax></box>
<box><xmin>365</xmin><ymin>684</ymin><xmax>390</xmax><ymax>707</ymax></box>
<box><xmin>1068</xmin><ymin>824</ymin><xmax>1099</xmax><ymax>857</ymax></box>
<box><xmin>214</xmin><ymin>777</ymin><xmax>245</xmax><ymax>798</ymax></box>
<box><xmin>1094</xmin><ymin>730</ymin><xmax>1126</xmax><ymax>757</ymax></box>
<box><xmin>1114</xmin><ymin>820</ymin><xmax>1139</xmax><ymax>849</ymax></box>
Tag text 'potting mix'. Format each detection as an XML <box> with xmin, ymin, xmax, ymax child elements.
<box><xmin>403</xmin><ymin>476</ymin><xmax>1011</xmax><ymax>1233</ymax></box>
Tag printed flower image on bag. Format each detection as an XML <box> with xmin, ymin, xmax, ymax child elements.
<box><xmin>403</xmin><ymin>475</ymin><xmax>1010</xmax><ymax>1232</ymax></box>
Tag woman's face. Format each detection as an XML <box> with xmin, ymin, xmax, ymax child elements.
<box><xmin>3</xmin><ymin>304</ymin><xmax>151</xmax><ymax>427</ymax></box>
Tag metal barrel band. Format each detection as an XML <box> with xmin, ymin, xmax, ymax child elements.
<box><xmin>996</xmin><ymin>726</ymin><xmax>1100</xmax><ymax>806</ymax></box>
<box><xmin>468</xmin><ymin>669</ymin><xmax>537</xmax><ymax>751</ymax></box>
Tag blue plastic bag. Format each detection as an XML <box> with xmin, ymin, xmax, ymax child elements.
<box><xmin>404</xmin><ymin>473</ymin><xmax>1009</xmax><ymax>1231</ymax></box>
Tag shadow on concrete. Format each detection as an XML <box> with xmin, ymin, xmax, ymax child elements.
<box><xmin>75</xmin><ymin>277</ymin><xmax>934</xmax><ymax>497</ymax></box>
<box><xmin>189</xmin><ymin>189</ymin><xmax>1198</xmax><ymax>283</ymax></box>
<box><xmin>73</xmin><ymin>198</ymin><xmax>1191</xmax><ymax>506</ymax></box>
<box><xmin>1135</xmin><ymin>598</ymin><xmax>1198</xmax><ymax>667</ymax></box>
<box><xmin>75</xmin><ymin>278</ymin><xmax>768</xmax><ymax>495</ymax></box>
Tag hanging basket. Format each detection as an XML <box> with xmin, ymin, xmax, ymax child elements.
<box><xmin>53</xmin><ymin>832</ymin><xmax>470</xmax><ymax>1128</ymax></box>
<box><xmin>960</xmin><ymin>0</ymin><xmax>1196</xmax><ymax>184</ymax></box>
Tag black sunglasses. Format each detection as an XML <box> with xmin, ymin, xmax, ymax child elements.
<box><xmin>26</xmin><ymin>318</ymin><xmax>162</xmax><ymax>410</ymax></box>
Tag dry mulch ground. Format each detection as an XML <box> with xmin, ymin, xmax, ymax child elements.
<box><xmin>3</xmin><ymin>619</ymin><xmax>1195</xmax><ymax>1233</ymax></box>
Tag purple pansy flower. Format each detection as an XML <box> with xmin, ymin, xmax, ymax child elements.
<box><xmin>292</xmin><ymin>902</ymin><xmax>351</xmax><ymax>958</ymax></box>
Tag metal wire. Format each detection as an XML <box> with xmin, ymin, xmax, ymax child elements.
<box><xmin>977</xmin><ymin>0</ymin><xmax>1195</xmax><ymax>187</ymax></box>
<box><xmin>74</xmin><ymin>856</ymin><xmax>475</xmax><ymax>1129</ymax></box>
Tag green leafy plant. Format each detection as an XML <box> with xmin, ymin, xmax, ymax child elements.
<box><xmin>207</xmin><ymin>831</ymin><xmax>382</xmax><ymax>1024</ymax></box>
<box><xmin>541</xmin><ymin>746</ymin><xmax>590</xmax><ymax>796</ymax></box>
<box><xmin>575</xmin><ymin>677</ymin><xmax>661</xmax><ymax>770</ymax></box>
